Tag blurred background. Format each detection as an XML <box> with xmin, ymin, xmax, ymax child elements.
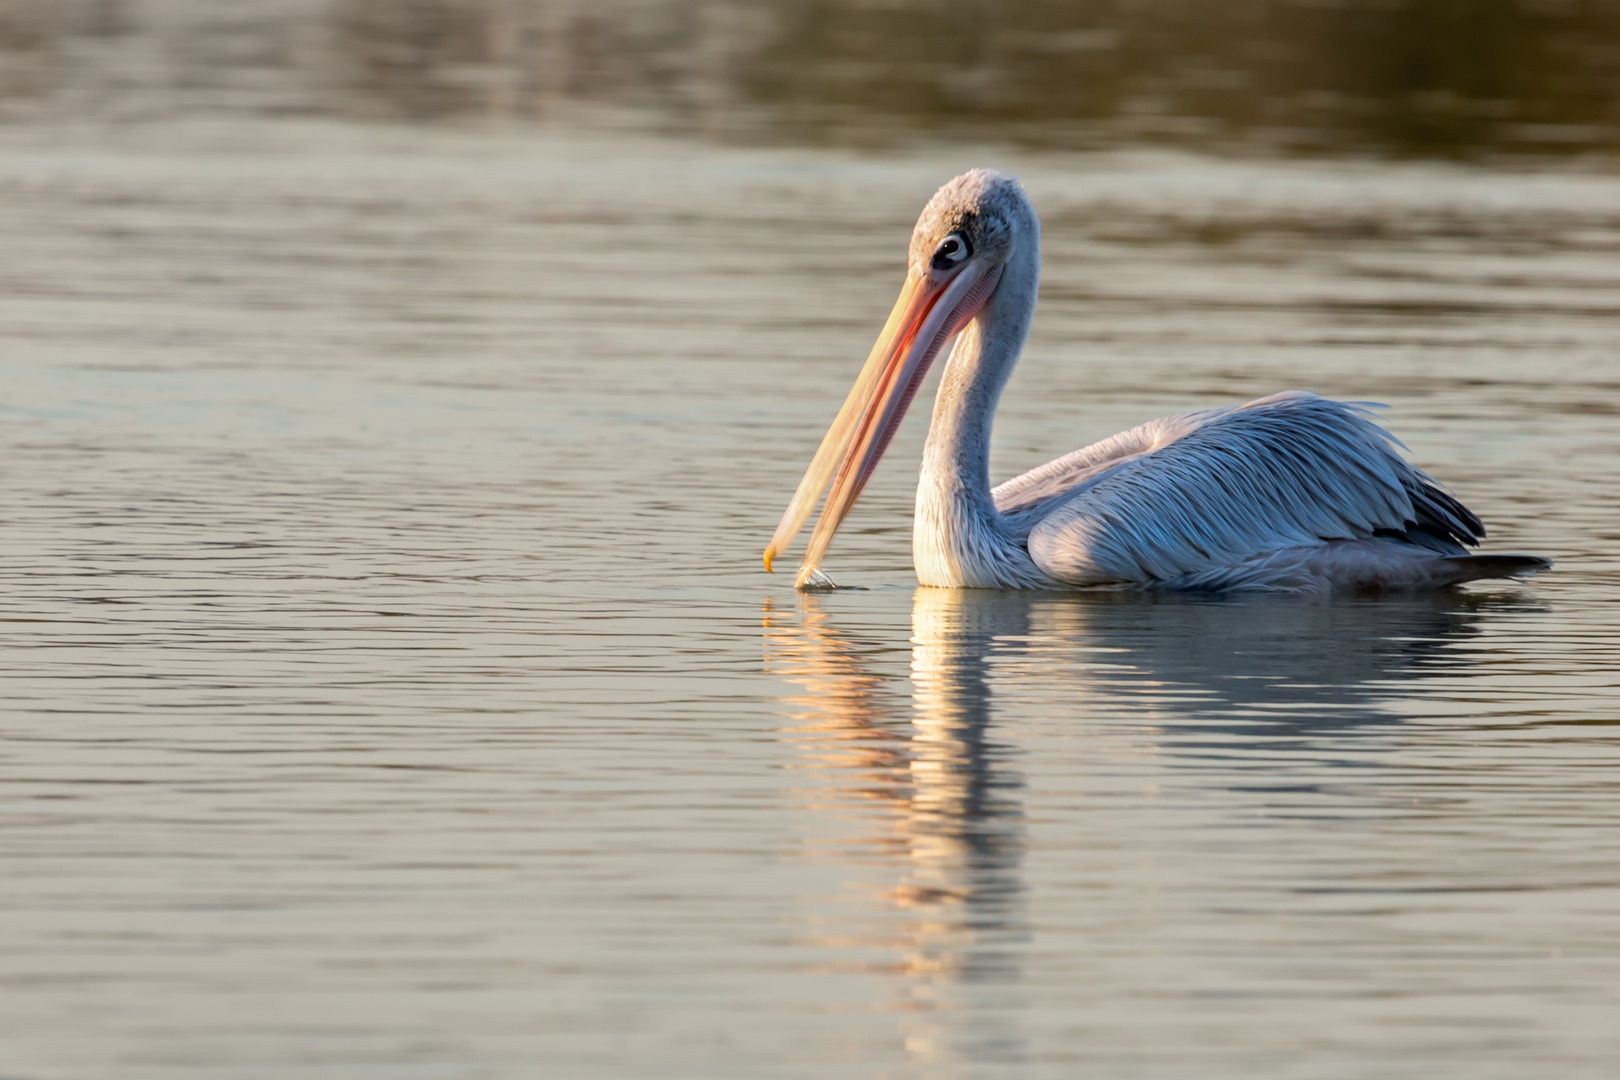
<box><xmin>4</xmin><ymin>0</ymin><xmax>1620</xmax><ymax>157</ymax></box>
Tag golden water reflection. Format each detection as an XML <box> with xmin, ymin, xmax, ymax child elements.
<box><xmin>764</xmin><ymin>590</ymin><xmax>1028</xmax><ymax>1065</ymax></box>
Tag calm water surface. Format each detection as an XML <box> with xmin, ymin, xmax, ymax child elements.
<box><xmin>2</xmin><ymin>114</ymin><xmax>1620</xmax><ymax>1078</ymax></box>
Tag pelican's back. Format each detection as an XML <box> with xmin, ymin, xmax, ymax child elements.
<box><xmin>1000</xmin><ymin>392</ymin><xmax>1547</xmax><ymax>592</ymax></box>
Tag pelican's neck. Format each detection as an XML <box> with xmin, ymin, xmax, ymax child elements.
<box><xmin>914</xmin><ymin>238</ymin><xmax>1047</xmax><ymax>588</ymax></box>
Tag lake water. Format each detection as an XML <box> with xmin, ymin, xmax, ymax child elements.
<box><xmin>4</xmin><ymin>7</ymin><xmax>1620</xmax><ymax>1079</ymax></box>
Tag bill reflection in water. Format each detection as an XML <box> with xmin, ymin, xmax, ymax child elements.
<box><xmin>764</xmin><ymin>589</ymin><xmax>1029</xmax><ymax>1065</ymax></box>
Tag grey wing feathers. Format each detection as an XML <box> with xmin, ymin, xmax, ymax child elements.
<box><xmin>1024</xmin><ymin>391</ymin><xmax>1482</xmax><ymax>586</ymax></box>
<box><xmin>992</xmin><ymin>411</ymin><xmax>1214</xmax><ymax>514</ymax></box>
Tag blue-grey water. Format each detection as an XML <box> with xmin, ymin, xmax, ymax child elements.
<box><xmin>3</xmin><ymin>5</ymin><xmax>1620</xmax><ymax>1078</ymax></box>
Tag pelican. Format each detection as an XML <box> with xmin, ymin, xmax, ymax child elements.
<box><xmin>765</xmin><ymin>169</ymin><xmax>1551</xmax><ymax>593</ymax></box>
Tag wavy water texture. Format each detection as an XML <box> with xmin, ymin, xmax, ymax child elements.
<box><xmin>0</xmin><ymin>9</ymin><xmax>1618</xmax><ymax>1078</ymax></box>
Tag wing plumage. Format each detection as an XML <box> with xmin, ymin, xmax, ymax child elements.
<box><xmin>1008</xmin><ymin>392</ymin><xmax>1484</xmax><ymax>587</ymax></box>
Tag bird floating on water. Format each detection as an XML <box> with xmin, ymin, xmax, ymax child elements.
<box><xmin>764</xmin><ymin>169</ymin><xmax>1550</xmax><ymax>593</ymax></box>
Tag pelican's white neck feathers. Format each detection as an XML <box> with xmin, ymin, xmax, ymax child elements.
<box><xmin>912</xmin><ymin>184</ymin><xmax>1049</xmax><ymax>588</ymax></box>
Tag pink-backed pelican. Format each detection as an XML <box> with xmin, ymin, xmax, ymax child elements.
<box><xmin>765</xmin><ymin>169</ymin><xmax>1550</xmax><ymax>593</ymax></box>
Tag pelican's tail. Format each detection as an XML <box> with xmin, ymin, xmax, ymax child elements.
<box><xmin>1436</xmin><ymin>554</ymin><xmax>1553</xmax><ymax>585</ymax></box>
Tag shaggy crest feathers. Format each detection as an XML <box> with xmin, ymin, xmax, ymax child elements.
<box><xmin>909</xmin><ymin>169</ymin><xmax>1035</xmax><ymax>269</ymax></box>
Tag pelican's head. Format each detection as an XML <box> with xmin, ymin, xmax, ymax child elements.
<box><xmin>906</xmin><ymin>168</ymin><xmax>1030</xmax><ymax>278</ymax></box>
<box><xmin>764</xmin><ymin>169</ymin><xmax>1035</xmax><ymax>587</ymax></box>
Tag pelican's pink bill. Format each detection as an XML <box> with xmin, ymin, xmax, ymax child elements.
<box><xmin>763</xmin><ymin>258</ymin><xmax>1002</xmax><ymax>587</ymax></box>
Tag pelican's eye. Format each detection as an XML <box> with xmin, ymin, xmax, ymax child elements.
<box><xmin>932</xmin><ymin>233</ymin><xmax>971</xmax><ymax>270</ymax></box>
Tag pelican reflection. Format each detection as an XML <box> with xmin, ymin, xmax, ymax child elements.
<box><xmin>764</xmin><ymin>586</ymin><xmax>1520</xmax><ymax>1065</ymax></box>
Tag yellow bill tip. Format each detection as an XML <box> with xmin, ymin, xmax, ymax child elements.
<box><xmin>763</xmin><ymin>546</ymin><xmax>777</xmax><ymax>573</ymax></box>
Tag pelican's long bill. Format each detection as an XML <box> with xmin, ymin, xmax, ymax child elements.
<box><xmin>764</xmin><ymin>258</ymin><xmax>1004</xmax><ymax>588</ymax></box>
